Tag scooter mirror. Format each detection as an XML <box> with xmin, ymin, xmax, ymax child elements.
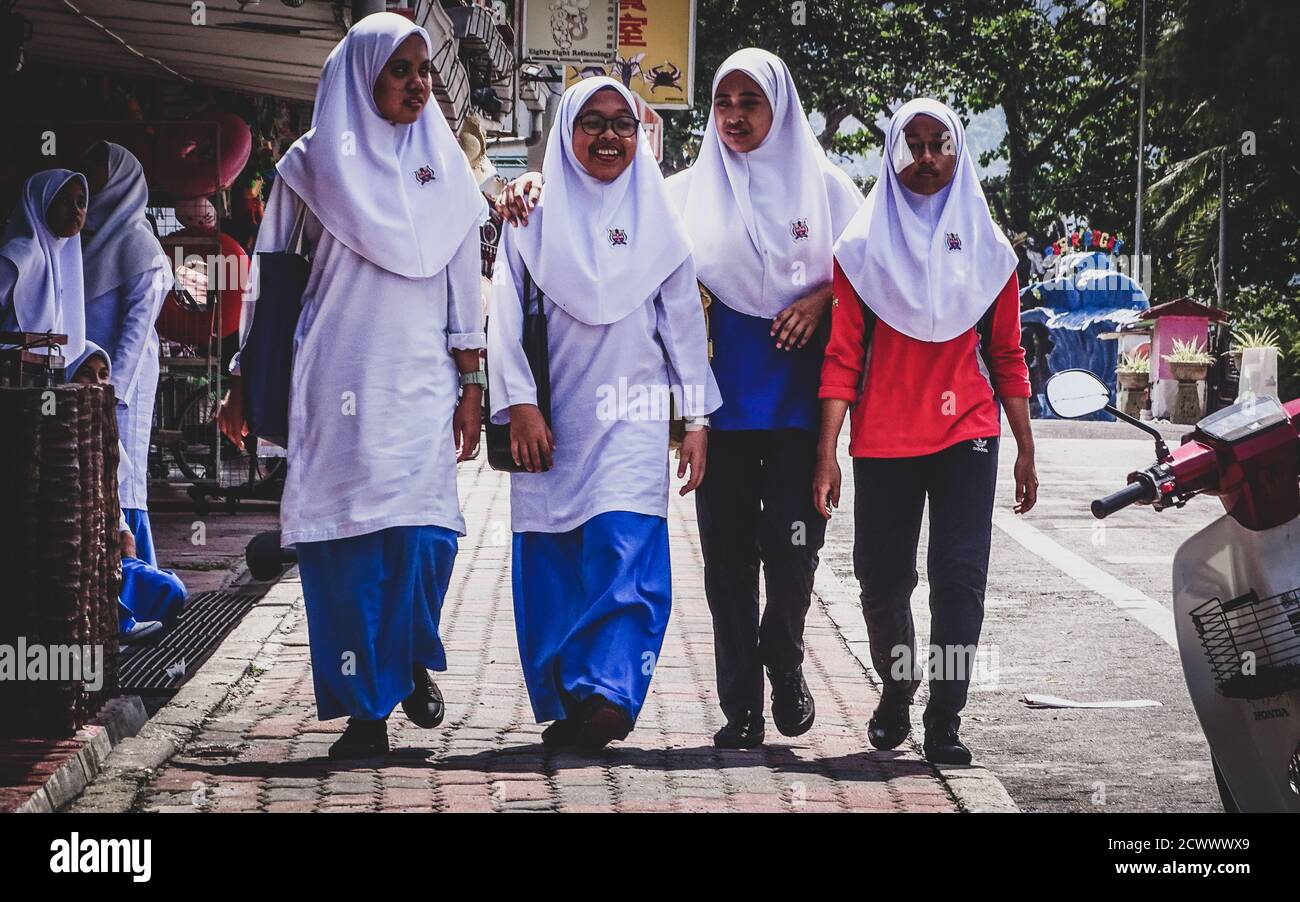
<box><xmin>1045</xmin><ymin>369</ymin><xmax>1111</xmax><ymax>419</ymax></box>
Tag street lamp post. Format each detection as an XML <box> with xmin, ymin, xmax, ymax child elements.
<box><xmin>1133</xmin><ymin>0</ymin><xmax>1148</xmax><ymax>289</ymax></box>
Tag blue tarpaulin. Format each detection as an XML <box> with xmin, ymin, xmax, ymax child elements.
<box><xmin>1021</xmin><ymin>252</ymin><xmax>1149</xmax><ymax>420</ymax></box>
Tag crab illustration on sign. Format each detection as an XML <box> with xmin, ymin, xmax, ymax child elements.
<box><xmin>647</xmin><ymin>60</ymin><xmax>683</xmax><ymax>95</ymax></box>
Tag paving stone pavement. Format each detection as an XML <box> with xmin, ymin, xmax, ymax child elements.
<box><xmin>132</xmin><ymin>458</ymin><xmax>959</xmax><ymax>813</ymax></box>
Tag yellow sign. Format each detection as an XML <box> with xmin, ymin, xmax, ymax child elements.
<box><xmin>564</xmin><ymin>0</ymin><xmax>696</xmax><ymax>110</ymax></box>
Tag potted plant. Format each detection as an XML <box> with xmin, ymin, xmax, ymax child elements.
<box><xmin>1226</xmin><ymin>326</ymin><xmax>1284</xmax><ymax>371</ymax></box>
<box><xmin>1162</xmin><ymin>338</ymin><xmax>1215</xmax><ymax>383</ymax></box>
<box><xmin>1115</xmin><ymin>351</ymin><xmax>1151</xmax><ymax>390</ymax></box>
<box><xmin>1162</xmin><ymin>338</ymin><xmax>1215</xmax><ymax>424</ymax></box>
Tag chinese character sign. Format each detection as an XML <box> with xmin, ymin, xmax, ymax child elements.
<box><xmin>565</xmin><ymin>0</ymin><xmax>696</xmax><ymax>110</ymax></box>
<box><xmin>523</xmin><ymin>0</ymin><xmax>620</xmax><ymax>65</ymax></box>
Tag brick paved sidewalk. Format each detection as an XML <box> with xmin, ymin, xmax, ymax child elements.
<box><xmin>124</xmin><ymin>459</ymin><xmax>959</xmax><ymax>813</ymax></box>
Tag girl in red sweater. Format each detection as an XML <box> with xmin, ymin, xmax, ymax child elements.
<box><xmin>814</xmin><ymin>99</ymin><xmax>1038</xmax><ymax>765</ymax></box>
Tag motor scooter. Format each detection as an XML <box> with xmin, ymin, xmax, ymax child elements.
<box><xmin>1046</xmin><ymin>369</ymin><xmax>1300</xmax><ymax>812</ymax></box>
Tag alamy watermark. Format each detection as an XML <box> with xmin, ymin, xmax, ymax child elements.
<box><xmin>0</xmin><ymin>638</ymin><xmax>104</xmax><ymax>691</ymax></box>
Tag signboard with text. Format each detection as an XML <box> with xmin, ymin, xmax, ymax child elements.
<box><xmin>522</xmin><ymin>0</ymin><xmax>620</xmax><ymax>65</ymax></box>
<box><xmin>564</xmin><ymin>0</ymin><xmax>696</xmax><ymax>110</ymax></box>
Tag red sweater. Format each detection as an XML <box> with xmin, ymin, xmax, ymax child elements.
<box><xmin>819</xmin><ymin>262</ymin><xmax>1031</xmax><ymax>458</ymax></box>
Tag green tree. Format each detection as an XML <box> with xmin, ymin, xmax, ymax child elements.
<box><xmin>1146</xmin><ymin>0</ymin><xmax>1300</xmax><ymax>299</ymax></box>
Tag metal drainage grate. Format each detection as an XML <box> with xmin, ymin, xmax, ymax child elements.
<box><xmin>119</xmin><ymin>589</ymin><xmax>268</xmax><ymax>694</ymax></box>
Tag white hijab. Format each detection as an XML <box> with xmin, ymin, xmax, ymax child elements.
<box><xmin>1</xmin><ymin>169</ymin><xmax>87</xmax><ymax>361</ymax></box>
<box><xmin>275</xmin><ymin>12</ymin><xmax>486</xmax><ymax>279</ymax></box>
<box><xmin>668</xmin><ymin>48</ymin><xmax>845</xmax><ymax>319</ymax></box>
<box><xmin>81</xmin><ymin>143</ymin><xmax>168</xmax><ymax>299</ymax></box>
<box><xmin>513</xmin><ymin>76</ymin><xmax>691</xmax><ymax>326</ymax></box>
<box><xmin>64</xmin><ymin>338</ymin><xmax>110</xmax><ymax>382</ymax></box>
<box><xmin>833</xmin><ymin>98</ymin><xmax>1016</xmax><ymax>343</ymax></box>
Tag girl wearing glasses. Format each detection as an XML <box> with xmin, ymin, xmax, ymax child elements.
<box><xmin>487</xmin><ymin>77</ymin><xmax>719</xmax><ymax>751</ymax></box>
<box><xmin>497</xmin><ymin>51</ymin><xmax>862</xmax><ymax>750</ymax></box>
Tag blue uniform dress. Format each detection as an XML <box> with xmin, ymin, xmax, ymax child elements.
<box><xmin>297</xmin><ymin>526</ymin><xmax>459</xmax><ymax>721</ymax></box>
<box><xmin>512</xmin><ymin>511</ymin><xmax>672</xmax><ymax>723</ymax></box>
<box><xmin>236</xmin><ymin>178</ymin><xmax>487</xmax><ymax>724</ymax></box>
<box><xmin>693</xmin><ymin>298</ymin><xmax>831</xmax><ymax>722</ymax></box>
<box><xmin>120</xmin><ymin>557</ymin><xmax>187</xmax><ymax>625</ymax></box>
<box><xmin>707</xmin><ymin>300</ymin><xmax>822</xmax><ymax>432</ymax></box>
<box><xmin>114</xmin><ymin>507</ymin><xmax>186</xmax><ymax>631</ymax></box>
<box><xmin>488</xmin><ymin>232</ymin><xmax>719</xmax><ymax>728</ymax></box>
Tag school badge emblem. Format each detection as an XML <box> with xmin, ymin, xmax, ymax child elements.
<box><xmin>607</xmin><ymin>228</ymin><xmax>629</xmax><ymax>247</ymax></box>
<box><xmin>791</xmin><ymin>218</ymin><xmax>810</xmax><ymax>241</ymax></box>
<box><xmin>945</xmin><ymin>232</ymin><xmax>962</xmax><ymax>251</ymax></box>
<box><xmin>413</xmin><ymin>166</ymin><xmax>437</xmax><ymax>185</ymax></box>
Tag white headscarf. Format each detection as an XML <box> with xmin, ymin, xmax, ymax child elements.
<box><xmin>81</xmin><ymin>143</ymin><xmax>169</xmax><ymax>299</ymax></box>
<box><xmin>1</xmin><ymin>169</ymin><xmax>87</xmax><ymax>361</ymax></box>
<box><xmin>275</xmin><ymin>12</ymin><xmax>486</xmax><ymax>279</ymax></box>
<box><xmin>833</xmin><ymin>98</ymin><xmax>1016</xmax><ymax>343</ymax></box>
<box><xmin>512</xmin><ymin>76</ymin><xmax>691</xmax><ymax>326</ymax></box>
<box><xmin>64</xmin><ymin>338</ymin><xmax>110</xmax><ymax>382</ymax></box>
<box><xmin>668</xmin><ymin>48</ymin><xmax>846</xmax><ymax>319</ymax></box>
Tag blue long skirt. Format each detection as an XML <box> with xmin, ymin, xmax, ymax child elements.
<box><xmin>297</xmin><ymin>525</ymin><xmax>458</xmax><ymax>722</ymax></box>
<box><xmin>123</xmin><ymin>509</ymin><xmax>156</xmax><ymax>567</ymax></box>
<box><xmin>120</xmin><ymin>556</ymin><xmax>187</xmax><ymax>626</ymax></box>
<box><xmin>512</xmin><ymin>511</ymin><xmax>671</xmax><ymax>725</ymax></box>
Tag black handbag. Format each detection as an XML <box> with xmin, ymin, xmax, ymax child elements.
<box><xmin>484</xmin><ymin>266</ymin><xmax>552</xmax><ymax>472</ymax></box>
<box><xmin>241</xmin><ymin>200</ymin><xmax>309</xmax><ymax>446</ymax></box>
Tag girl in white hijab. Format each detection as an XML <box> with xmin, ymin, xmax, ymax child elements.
<box><xmin>496</xmin><ymin>52</ymin><xmax>863</xmax><ymax>750</ymax></box>
<box><xmin>815</xmin><ymin>98</ymin><xmax>1037</xmax><ymax>766</ymax></box>
<box><xmin>80</xmin><ymin>142</ymin><xmax>174</xmax><ymax>565</ymax></box>
<box><xmin>488</xmin><ymin>76</ymin><xmax>719</xmax><ymax>751</ymax></box>
<box><xmin>232</xmin><ymin>12</ymin><xmax>488</xmax><ymax>759</ymax></box>
<box><xmin>0</xmin><ymin>169</ymin><xmax>88</xmax><ymax>362</ymax></box>
<box><xmin>665</xmin><ymin>48</ymin><xmax>863</xmax><ymax>749</ymax></box>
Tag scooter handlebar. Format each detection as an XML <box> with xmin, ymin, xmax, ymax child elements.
<box><xmin>1091</xmin><ymin>480</ymin><xmax>1155</xmax><ymax>519</ymax></box>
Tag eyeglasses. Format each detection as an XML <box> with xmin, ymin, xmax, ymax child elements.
<box><xmin>577</xmin><ymin>112</ymin><xmax>640</xmax><ymax>138</ymax></box>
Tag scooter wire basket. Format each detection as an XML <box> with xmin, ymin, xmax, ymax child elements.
<box><xmin>1190</xmin><ymin>586</ymin><xmax>1300</xmax><ymax>699</ymax></box>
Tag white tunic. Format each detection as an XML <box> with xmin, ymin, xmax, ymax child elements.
<box><xmin>84</xmin><ymin>269</ymin><xmax>169</xmax><ymax>510</ymax></box>
<box><xmin>237</xmin><ymin>177</ymin><xmax>485</xmax><ymax>545</ymax></box>
<box><xmin>488</xmin><ymin>227</ymin><xmax>720</xmax><ymax>534</ymax></box>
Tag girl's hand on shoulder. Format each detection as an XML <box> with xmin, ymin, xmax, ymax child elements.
<box><xmin>496</xmin><ymin>172</ymin><xmax>543</xmax><ymax>227</ymax></box>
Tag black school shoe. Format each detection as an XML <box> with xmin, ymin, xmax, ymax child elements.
<box><xmin>867</xmin><ymin>696</ymin><xmax>912</xmax><ymax>750</ymax></box>
<box><xmin>768</xmin><ymin>667</ymin><xmax>816</xmax><ymax>737</ymax></box>
<box><xmin>329</xmin><ymin>717</ymin><xmax>390</xmax><ymax>760</ymax></box>
<box><xmin>922</xmin><ymin>715</ymin><xmax>972</xmax><ymax>766</ymax></box>
<box><xmin>713</xmin><ymin>712</ymin><xmax>765</xmax><ymax>749</ymax></box>
<box><xmin>574</xmin><ymin>694</ymin><xmax>633</xmax><ymax>751</ymax></box>
<box><xmin>541</xmin><ymin>718</ymin><xmax>583</xmax><ymax>749</ymax></box>
<box><xmin>401</xmin><ymin>666</ymin><xmax>445</xmax><ymax>729</ymax></box>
